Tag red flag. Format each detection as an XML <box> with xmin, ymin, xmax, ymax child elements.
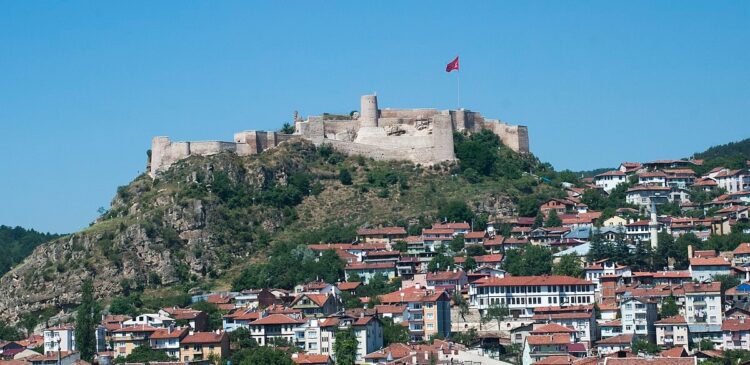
<box><xmin>446</xmin><ymin>56</ymin><xmax>459</xmax><ymax>72</ymax></box>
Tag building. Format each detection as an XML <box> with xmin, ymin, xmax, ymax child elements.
<box><xmin>43</xmin><ymin>325</ymin><xmax>75</xmax><ymax>355</ymax></box>
<box><xmin>469</xmin><ymin>276</ymin><xmax>595</xmax><ymax>317</ymax></box>
<box><xmin>112</xmin><ymin>325</ymin><xmax>159</xmax><ymax>357</ymax></box>
<box><xmin>722</xmin><ymin>318</ymin><xmax>750</xmax><ymax>351</ymax></box>
<box><xmin>521</xmin><ymin>334</ymin><xmax>572</xmax><ymax>365</ymax></box>
<box><xmin>296</xmin><ymin>315</ymin><xmax>383</xmax><ymax>364</ymax></box>
<box><xmin>378</xmin><ymin>287</ymin><xmax>451</xmax><ymax>341</ymax></box>
<box><xmin>688</xmin><ymin>257</ymin><xmax>731</xmax><ymax>282</ymax></box>
<box><xmin>425</xmin><ymin>271</ymin><xmax>467</xmax><ymax>293</ymax></box>
<box><xmin>531</xmin><ymin>305</ymin><xmax>598</xmax><ymax>346</ymax></box>
<box><xmin>158</xmin><ymin>308</ymin><xmax>208</xmax><ymax>331</ymax></box>
<box><xmin>291</xmin><ymin>294</ymin><xmax>338</xmax><ymax>317</ymax></box>
<box><xmin>122</xmin><ymin>313</ymin><xmax>174</xmax><ymax>328</ymax></box>
<box><xmin>584</xmin><ymin>260</ymin><xmax>631</xmax><ymax>297</ymax></box>
<box><xmin>638</xmin><ymin>172</ymin><xmax>667</xmax><ymax>187</ymax></box>
<box><xmin>179</xmin><ymin>331</ymin><xmax>229</xmax><ymax>362</ymax></box>
<box><xmin>595</xmin><ymin>171</ymin><xmax>627</xmax><ymax>193</ymax></box>
<box><xmin>619</xmin><ymin>297</ymin><xmax>657</xmax><ymax>342</ymax></box>
<box><xmin>26</xmin><ymin>351</ymin><xmax>81</xmax><ymax>365</ymax></box>
<box><xmin>684</xmin><ymin>282</ymin><xmax>723</xmax><ymax>347</ymax></box>
<box><xmin>149</xmin><ymin>327</ymin><xmax>189</xmax><ymax>359</ymax></box>
<box><xmin>247</xmin><ymin>313</ymin><xmax>306</xmax><ymax>346</ymax></box>
<box><xmin>655</xmin><ymin>316</ymin><xmax>689</xmax><ymax>350</ymax></box>
<box><xmin>714</xmin><ymin>169</ymin><xmax>750</xmax><ymax>194</ymax></box>
<box><xmin>356</xmin><ymin>227</ymin><xmax>407</xmax><ymax>244</ymax></box>
<box><xmin>344</xmin><ymin>262</ymin><xmax>396</xmax><ymax>284</ymax></box>
<box><xmin>595</xmin><ymin>334</ymin><xmax>634</xmax><ymax>356</ymax></box>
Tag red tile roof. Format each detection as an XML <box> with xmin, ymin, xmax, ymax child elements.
<box><xmin>689</xmin><ymin>257</ymin><xmax>730</xmax><ymax>267</ymax></box>
<box><xmin>475</xmin><ymin>254</ymin><xmax>504</xmax><ymax>263</ymax></box>
<box><xmin>659</xmin><ymin>347</ymin><xmax>688</xmax><ymax>358</ymax></box>
<box><xmin>357</xmin><ymin>227</ymin><xmax>406</xmax><ymax>235</ymax></box>
<box><xmin>374</xmin><ymin>305</ymin><xmax>407</xmax><ymax>314</ymax></box>
<box><xmin>150</xmin><ymin>327</ymin><xmax>189</xmax><ymax>339</ymax></box>
<box><xmin>722</xmin><ymin>319</ymin><xmax>750</xmax><ymax>332</ymax></box>
<box><xmin>181</xmin><ymin>331</ymin><xmax>227</xmax><ymax>344</ymax></box>
<box><xmin>531</xmin><ymin>323</ymin><xmax>576</xmax><ymax>334</ymax></box>
<box><xmin>464</xmin><ymin>231</ymin><xmax>487</xmax><ymax>239</ymax></box>
<box><xmin>379</xmin><ymin>287</ymin><xmax>449</xmax><ymax>304</ymax></box>
<box><xmin>426</xmin><ymin>271</ymin><xmax>465</xmax><ymax>281</ymax></box>
<box><xmin>604</xmin><ymin>358</ymin><xmax>695</xmax><ymax>365</ymax></box>
<box><xmin>337</xmin><ymin>282</ymin><xmax>362</xmax><ymax>291</ymax></box>
<box><xmin>526</xmin><ymin>334</ymin><xmax>571</xmax><ymax>345</ymax></box>
<box><xmin>596</xmin><ymin>333</ymin><xmax>634</xmax><ymax>345</ymax></box>
<box><xmin>250</xmin><ymin>314</ymin><xmax>306</xmax><ymax>326</ymax></box>
<box><xmin>433</xmin><ymin>222</ymin><xmax>471</xmax><ymax>230</ymax></box>
<box><xmin>474</xmin><ymin>275</ymin><xmax>591</xmax><ymax>287</ymax></box>
<box><xmin>292</xmin><ymin>294</ymin><xmax>331</xmax><ymax>307</ymax></box>
<box><xmin>345</xmin><ymin>262</ymin><xmax>395</xmax><ymax>270</ymax></box>
<box><xmin>734</xmin><ymin>243</ymin><xmax>750</xmax><ymax>255</ymax></box>
<box><xmin>533</xmin><ymin>355</ymin><xmax>578</xmax><ymax>365</ymax></box>
<box><xmin>655</xmin><ymin>316</ymin><xmax>686</xmax><ymax>325</ymax></box>
<box><xmin>291</xmin><ymin>353</ymin><xmax>331</xmax><ymax>364</ymax></box>
<box><xmin>596</xmin><ymin>170</ymin><xmax>626</xmax><ymax>177</ymax></box>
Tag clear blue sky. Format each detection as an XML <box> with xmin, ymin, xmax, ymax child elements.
<box><xmin>1</xmin><ymin>1</ymin><xmax>748</xmax><ymax>233</ymax></box>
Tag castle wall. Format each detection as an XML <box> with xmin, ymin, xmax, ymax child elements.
<box><xmin>483</xmin><ymin>121</ymin><xmax>530</xmax><ymax>154</ymax></box>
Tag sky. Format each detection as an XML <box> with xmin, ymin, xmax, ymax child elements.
<box><xmin>1</xmin><ymin>1</ymin><xmax>749</xmax><ymax>233</ymax></box>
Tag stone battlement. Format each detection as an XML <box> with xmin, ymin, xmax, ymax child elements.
<box><xmin>148</xmin><ymin>95</ymin><xmax>529</xmax><ymax>177</ymax></box>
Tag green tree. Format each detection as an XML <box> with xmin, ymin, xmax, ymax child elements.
<box><xmin>660</xmin><ymin>295</ymin><xmax>680</xmax><ymax>318</ymax></box>
<box><xmin>545</xmin><ymin>210</ymin><xmax>562</xmax><ymax>227</ymax></box>
<box><xmin>532</xmin><ymin>211</ymin><xmax>544</xmax><ymax>229</ymax></box>
<box><xmin>553</xmin><ymin>254</ymin><xmax>583</xmax><ymax>278</ymax></box>
<box><xmin>347</xmin><ymin>272</ymin><xmax>362</xmax><ymax>283</ymax></box>
<box><xmin>382</xmin><ymin>317</ymin><xmax>409</xmax><ymax>345</ymax></box>
<box><xmin>392</xmin><ymin>240</ymin><xmax>407</xmax><ymax>252</ymax></box>
<box><xmin>453</xmin><ymin>291</ymin><xmax>470</xmax><ymax>324</ymax></box>
<box><xmin>428</xmin><ymin>252</ymin><xmax>455</xmax><ymax>272</ymax></box>
<box><xmin>279</xmin><ymin>122</ymin><xmax>295</xmax><ymax>134</ymax></box>
<box><xmin>482</xmin><ymin>302</ymin><xmax>509</xmax><ymax>331</ymax></box>
<box><xmin>503</xmin><ymin>246</ymin><xmax>552</xmax><ymax>276</ymax></box>
<box><xmin>463</xmin><ymin>256</ymin><xmax>477</xmax><ymax>271</ymax></box>
<box><xmin>698</xmin><ymin>338</ymin><xmax>715</xmax><ymax>350</ymax></box>
<box><xmin>465</xmin><ymin>245</ymin><xmax>487</xmax><ymax>257</ymax></box>
<box><xmin>339</xmin><ymin>168</ymin><xmax>353</xmax><ymax>185</ymax></box>
<box><xmin>75</xmin><ymin>279</ymin><xmax>99</xmax><ymax>362</ymax></box>
<box><xmin>0</xmin><ymin>320</ymin><xmax>21</xmax><ymax>341</ymax></box>
<box><xmin>333</xmin><ymin>329</ymin><xmax>359</xmax><ymax>365</ymax></box>
<box><xmin>114</xmin><ymin>345</ymin><xmax>174</xmax><ymax>364</ymax></box>
<box><xmin>713</xmin><ymin>274</ymin><xmax>740</xmax><ymax>294</ymax></box>
<box><xmin>452</xmin><ymin>327</ymin><xmax>478</xmax><ymax>346</ymax></box>
<box><xmin>450</xmin><ymin>234</ymin><xmax>465</xmax><ymax>252</ymax></box>
<box><xmin>437</xmin><ymin>201</ymin><xmax>474</xmax><ymax>224</ymax></box>
<box><xmin>190</xmin><ymin>301</ymin><xmax>224</xmax><ymax>331</ymax></box>
<box><xmin>233</xmin><ymin>347</ymin><xmax>294</xmax><ymax>365</ymax></box>
<box><xmin>631</xmin><ymin>339</ymin><xmax>659</xmax><ymax>354</ymax></box>
<box><xmin>228</xmin><ymin>328</ymin><xmax>258</xmax><ymax>350</ymax></box>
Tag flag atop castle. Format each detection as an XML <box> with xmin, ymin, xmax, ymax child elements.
<box><xmin>148</xmin><ymin>94</ymin><xmax>529</xmax><ymax>177</ymax></box>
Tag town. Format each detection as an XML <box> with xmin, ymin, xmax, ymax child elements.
<box><xmin>2</xmin><ymin>158</ymin><xmax>749</xmax><ymax>365</ymax></box>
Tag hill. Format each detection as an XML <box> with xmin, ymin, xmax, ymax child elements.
<box><xmin>692</xmin><ymin>137</ymin><xmax>750</xmax><ymax>174</ymax></box>
<box><xmin>0</xmin><ymin>131</ymin><xmax>568</xmax><ymax>322</ymax></box>
<box><xmin>0</xmin><ymin>225</ymin><xmax>61</xmax><ymax>277</ymax></box>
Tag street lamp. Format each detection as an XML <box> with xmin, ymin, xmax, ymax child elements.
<box><xmin>54</xmin><ymin>334</ymin><xmax>61</xmax><ymax>365</ymax></box>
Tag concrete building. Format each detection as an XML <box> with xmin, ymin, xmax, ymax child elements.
<box><xmin>722</xmin><ymin>318</ymin><xmax>750</xmax><ymax>351</ymax></box>
<box><xmin>247</xmin><ymin>313</ymin><xmax>306</xmax><ymax>346</ymax></box>
<box><xmin>179</xmin><ymin>331</ymin><xmax>229</xmax><ymax>362</ymax></box>
<box><xmin>296</xmin><ymin>315</ymin><xmax>383</xmax><ymax>364</ymax></box>
<box><xmin>594</xmin><ymin>171</ymin><xmax>627</xmax><ymax>193</ymax></box>
<box><xmin>344</xmin><ymin>262</ymin><xmax>396</xmax><ymax>284</ymax></box>
<box><xmin>469</xmin><ymin>276</ymin><xmax>595</xmax><ymax>317</ymax></box>
<box><xmin>42</xmin><ymin>325</ymin><xmax>75</xmax><ymax>355</ymax></box>
<box><xmin>688</xmin><ymin>257</ymin><xmax>731</xmax><ymax>282</ymax></box>
<box><xmin>684</xmin><ymin>282</ymin><xmax>723</xmax><ymax>347</ymax></box>
<box><xmin>595</xmin><ymin>334</ymin><xmax>634</xmax><ymax>356</ymax></box>
<box><xmin>655</xmin><ymin>316</ymin><xmax>689</xmax><ymax>350</ymax></box>
<box><xmin>378</xmin><ymin>287</ymin><xmax>451</xmax><ymax>341</ymax></box>
<box><xmin>531</xmin><ymin>305</ymin><xmax>598</xmax><ymax>346</ymax></box>
<box><xmin>521</xmin><ymin>334</ymin><xmax>571</xmax><ymax>365</ymax></box>
<box><xmin>149</xmin><ymin>327</ymin><xmax>189</xmax><ymax>359</ymax></box>
<box><xmin>149</xmin><ymin>94</ymin><xmax>530</xmax><ymax>176</ymax></box>
<box><xmin>112</xmin><ymin>325</ymin><xmax>159</xmax><ymax>358</ymax></box>
<box><xmin>619</xmin><ymin>297</ymin><xmax>657</xmax><ymax>342</ymax></box>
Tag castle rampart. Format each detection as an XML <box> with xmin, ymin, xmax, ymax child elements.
<box><xmin>148</xmin><ymin>94</ymin><xmax>530</xmax><ymax>176</ymax></box>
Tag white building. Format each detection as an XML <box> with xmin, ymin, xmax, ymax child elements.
<box><xmin>722</xmin><ymin>318</ymin><xmax>750</xmax><ymax>351</ymax></box>
<box><xmin>620</xmin><ymin>297</ymin><xmax>657</xmax><ymax>342</ymax></box>
<box><xmin>43</xmin><ymin>325</ymin><xmax>75</xmax><ymax>355</ymax></box>
<box><xmin>655</xmin><ymin>316</ymin><xmax>689</xmax><ymax>350</ymax></box>
<box><xmin>638</xmin><ymin>172</ymin><xmax>667</xmax><ymax>187</ymax></box>
<box><xmin>344</xmin><ymin>262</ymin><xmax>396</xmax><ymax>284</ymax></box>
<box><xmin>626</xmin><ymin>185</ymin><xmax>690</xmax><ymax>210</ymax></box>
<box><xmin>689</xmin><ymin>257</ymin><xmax>731</xmax><ymax>282</ymax></box>
<box><xmin>296</xmin><ymin>315</ymin><xmax>383</xmax><ymax>364</ymax></box>
<box><xmin>122</xmin><ymin>313</ymin><xmax>174</xmax><ymax>328</ymax></box>
<box><xmin>584</xmin><ymin>260</ymin><xmax>631</xmax><ymax>297</ymax></box>
<box><xmin>684</xmin><ymin>282</ymin><xmax>723</xmax><ymax>347</ymax></box>
<box><xmin>469</xmin><ymin>276</ymin><xmax>595</xmax><ymax>317</ymax></box>
<box><xmin>595</xmin><ymin>170</ymin><xmax>627</xmax><ymax>193</ymax></box>
<box><xmin>714</xmin><ymin>169</ymin><xmax>750</xmax><ymax>194</ymax></box>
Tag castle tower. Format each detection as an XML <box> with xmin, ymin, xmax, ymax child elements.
<box><xmin>360</xmin><ymin>94</ymin><xmax>378</xmax><ymax>127</ymax></box>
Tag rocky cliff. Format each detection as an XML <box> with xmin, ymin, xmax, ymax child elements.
<box><xmin>0</xmin><ymin>139</ymin><xmax>541</xmax><ymax>322</ymax></box>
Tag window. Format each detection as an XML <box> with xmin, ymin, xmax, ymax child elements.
<box><xmin>427</xmin><ymin>313</ymin><xmax>434</xmax><ymax>319</ymax></box>
<box><xmin>427</xmin><ymin>324</ymin><xmax>434</xmax><ymax>329</ymax></box>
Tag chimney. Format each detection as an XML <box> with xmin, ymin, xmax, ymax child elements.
<box><xmin>688</xmin><ymin>245</ymin><xmax>694</xmax><ymax>259</ymax></box>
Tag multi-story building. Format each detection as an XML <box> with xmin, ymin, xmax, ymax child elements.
<box><xmin>733</xmin><ymin>243</ymin><xmax>750</xmax><ymax>266</ymax></box>
<box><xmin>624</xmin><ymin>220</ymin><xmax>655</xmax><ymax>242</ymax></box>
<box><xmin>247</xmin><ymin>313</ymin><xmax>306</xmax><ymax>346</ymax></box>
<box><xmin>149</xmin><ymin>327</ymin><xmax>189</xmax><ymax>359</ymax></box>
<box><xmin>595</xmin><ymin>170</ymin><xmax>627</xmax><ymax>193</ymax></box>
<box><xmin>291</xmin><ymin>293</ymin><xmax>338</xmax><ymax>317</ymax></box>
<box><xmin>158</xmin><ymin>308</ymin><xmax>207</xmax><ymax>331</ymax></box>
<box><xmin>713</xmin><ymin>169</ymin><xmax>750</xmax><ymax>194</ymax></box>
<box><xmin>122</xmin><ymin>313</ymin><xmax>174</xmax><ymax>328</ymax></box>
<box><xmin>619</xmin><ymin>297</ymin><xmax>657</xmax><ymax>342</ymax></box>
<box><xmin>43</xmin><ymin>325</ymin><xmax>75</xmax><ymax>355</ymax></box>
<box><xmin>379</xmin><ymin>287</ymin><xmax>451</xmax><ymax>341</ymax></box>
<box><xmin>356</xmin><ymin>227</ymin><xmax>407</xmax><ymax>244</ymax></box>
<box><xmin>655</xmin><ymin>316</ymin><xmax>689</xmax><ymax>350</ymax></box>
<box><xmin>584</xmin><ymin>260</ymin><xmax>631</xmax><ymax>298</ymax></box>
<box><xmin>426</xmin><ymin>271</ymin><xmax>467</xmax><ymax>293</ymax></box>
<box><xmin>344</xmin><ymin>262</ymin><xmax>396</xmax><ymax>284</ymax></box>
<box><xmin>521</xmin><ymin>334</ymin><xmax>571</xmax><ymax>365</ymax></box>
<box><xmin>112</xmin><ymin>325</ymin><xmax>159</xmax><ymax>358</ymax></box>
<box><xmin>421</xmin><ymin>228</ymin><xmax>454</xmax><ymax>252</ymax></box>
<box><xmin>599</xmin><ymin>319</ymin><xmax>622</xmax><ymax>339</ymax></box>
<box><xmin>531</xmin><ymin>305</ymin><xmax>597</xmax><ymax>346</ymax></box>
<box><xmin>689</xmin><ymin>257</ymin><xmax>731</xmax><ymax>282</ymax></box>
<box><xmin>684</xmin><ymin>282</ymin><xmax>723</xmax><ymax>347</ymax></box>
<box><xmin>595</xmin><ymin>333</ymin><xmax>634</xmax><ymax>356</ymax></box>
<box><xmin>296</xmin><ymin>314</ymin><xmax>383</xmax><ymax>364</ymax></box>
<box><xmin>469</xmin><ymin>276</ymin><xmax>595</xmax><ymax>317</ymax></box>
<box><xmin>722</xmin><ymin>318</ymin><xmax>750</xmax><ymax>350</ymax></box>
<box><xmin>638</xmin><ymin>172</ymin><xmax>667</xmax><ymax>187</ymax></box>
<box><xmin>179</xmin><ymin>331</ymin><xmax>229</xmax><ymax>362</ymax></box>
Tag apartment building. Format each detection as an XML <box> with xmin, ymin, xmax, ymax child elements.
<box><xmin>469</xmin><ymin>276</ymin><xmax>595</xmax><ymax>317</ymax></box>
<box><xmin>620</xmin><ymin>297</ymin><xmax>657</xmax><ymax>342</ymax></box>
<box><xmin>655</xmin><ymin>316</ymin><xmax>689</xmax><ymax>350</ymax></box>
<box><xmin>43</xmin><ymin>325</ymin><xmax>75</xmax><ymax>355</ymax></box>
<box><xmin>684</xmin><ymin>282</ymin><xmax>723</xmax><ymax>347</ymax></box>
<box><xmin>179</xmin><ymin>331</ymin><xmax>229</xmax><ymax>362</ymax></box>
<box><xmin>295</xmin><ymin>314</ymin><xmax>383</xmax><ymax>364</ymax></box>
<box><xmin>379</xmin><ymin>287</ymin><xmax>451</xmax><ymax>341</ymax></box>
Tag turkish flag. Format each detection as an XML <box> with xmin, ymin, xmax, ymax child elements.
<box><xmin>446</xmin><ymin>56</ymin><xmax>459</xmax><ymax>72</ymax></box>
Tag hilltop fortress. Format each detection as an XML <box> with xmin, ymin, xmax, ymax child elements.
<box><xmin>149</xmin><ymin>95</ymin><xmax>529</xmax><ymax>177</ymax></box>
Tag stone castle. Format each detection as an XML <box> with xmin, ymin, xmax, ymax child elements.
<box><xmin>148</xmin><ymin>94</ymin><xmax>529</xmax><ymax>177</ymax></box>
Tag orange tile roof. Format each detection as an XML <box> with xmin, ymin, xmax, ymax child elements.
<box><xmin>474</xmin><ymin>275</ymin><xmax>591</xmax><ymax>287</ymax></box>
<box><xmin>337</xmin><ymin>281</ymin><xmax>362</xmax><ymax>291</ymax></box>
<box><xmin>596</xmin><ymin>333</ymin><xmax>634</xmax><ymax>345</ymax></box>
<box><xmin>689</xmin><ymin>257</ymin><xmax>730</xmax><ymax>267</ymax></box>
<box><xmin>464</xmin><ymin>231</ymin><xmax>487</xmax><ymax>239</ymax></box>
<box><xmin>605</xmin><ymin>358</ymin><xmax>695</xmax><ymax>365</ymax></box>
<box><xmin>734</xmin><ymin>243</ymin><xmax>750</xmax><ymax>255</ymax></box>
<box><xmin>345</xmin><ymin>262</ymin><xmax>395</xmax><ymax>270</ymax></box>
<box><xmin>181</xmin><ymin>331</ymin><xmax>227</xmax><ymax>344</ymax></box>
<box><xmin>150</xmin><ymin>327</ymin><xmax>189</xmax><ymax>339</ymax></box>
<box><xmin>722</xmin><ymin>319</ymin><xmax>750</xmax><ymax>332</ymax></box>
<box><xmin>475</xmin><ymin>254</ymin><xmax>504</xmax><ymax>263</ymax></box>
<box><xmin>596</xmin><ymin>170</ymin><xmax>626</xmax><ymax>177</ymax></box>
<box><xmin>378</xmin><ymin>287</ymin><xmax>449</xmax><ymax>304</ymax></box>
<box><xmin>374</xmin><ymin>305</ymin><xmax>407</xmax><ymax>314</ymax></box>
<box><xmin>291</xmin><ymin>353</ymin><xmax>331</xmax><ymax>364</ymax></box>
<box><xmin>357</xmin><ymin>227</ymin><xmax>406</xmax><ymax>235</ymax></box>
<box><xmin>426</xmin><ymin>271</ymin><xmax>465</xmax><ymax>281</ymax></box>
<box><xmin>432</xmin><ymin>222</ymin><xmax>471</xmax><ymax>230</ymax></box>
<box><xmin>526</xmin><ymin>334</ymin><xmax>571</xmax><ymax>345</ymax></box>
<box><xmin>531</xmin><ymin>323</ymin><xmax>577</xmax><ymax>334</ymax></box>
<box><xmin>655</xmin><ymin>316</ymin><xmax>686</xmax><ymax>325</ymax></box>
<box><xmin>534</xmin><ymin>355</ymin><xmax>578</xmax><ymax>365</ymax></box>
<box><xmin>422</xmin><ymin>228</ymin><xmax>455</xmax><ymax>235</ymax></box>
<box><xmin>250</xmin><ymin>314</ymin><xmax>305</xmax><ymax>326</ymax></box>
<box><xmin>292</xmin><ymin>294</ymin><xmax>331</xmax><ymax>307</ymax></box>
<box><xmin>659</xmin><ymin>347</ymin><xmax>688</xmax><ymax>358</ymax></box>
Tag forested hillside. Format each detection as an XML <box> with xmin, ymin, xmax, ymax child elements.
<box><xmin>0</xmin><ymin>225</ymin><xmax>61</xmax><ymax>277</ymax></box>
